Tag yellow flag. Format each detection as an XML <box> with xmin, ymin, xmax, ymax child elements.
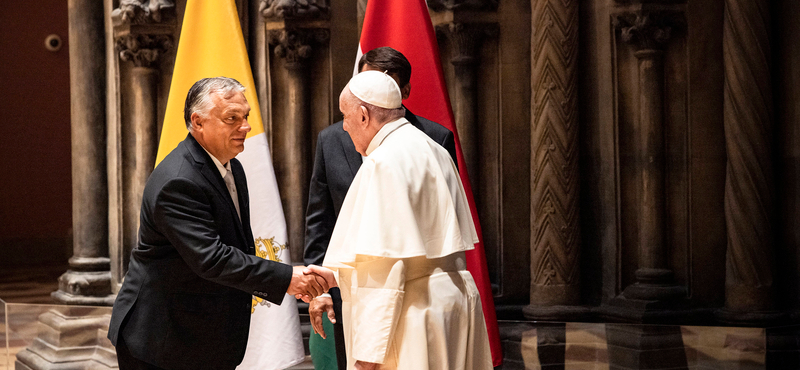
<box><xmin>158</xmin><ymin>1</ymin><xmax>304</xmax><ymax>369</ymax></box>
<box><xmin>157</xmin><ymin>0</ymin><xmax>264</xmax><ymax>165</ymax></box>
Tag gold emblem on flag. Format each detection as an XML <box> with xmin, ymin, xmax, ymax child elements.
<box><xmin>251</xmin><ymin>236</ymin><xmax>288</xmax><ymax>312</ymax></box>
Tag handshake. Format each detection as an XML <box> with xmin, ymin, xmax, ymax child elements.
<box><xmin>287</xmin><ymin>265</ymin><xmax>337</xmax><ymax>302</ymax></box>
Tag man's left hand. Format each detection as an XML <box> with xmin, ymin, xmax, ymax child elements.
<box><xmin>308</xmin><ymin>295</ymin><xmax>335</xmax><ymax>339</ymax></box>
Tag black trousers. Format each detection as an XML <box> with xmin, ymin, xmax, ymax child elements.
<box><xmin>330</xmin><ymin>287</ymin><xmax>348</xmax><ymax>370</ymax></box>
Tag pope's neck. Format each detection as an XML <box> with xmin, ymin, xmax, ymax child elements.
<box><xmin>365</xmin><ymin>117</ymin><xmax>408</xmax><ymax>156</ymax></box>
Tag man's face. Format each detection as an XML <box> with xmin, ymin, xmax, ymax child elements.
<box><xmin>192</xmin><ymin>91</ymin><xmax>251</xmax><ymax>163</ymax></box>
<box><xmin>340</xmin><ymin>87</ymin><xmax>369</xmax><ymax>156</ymax></box>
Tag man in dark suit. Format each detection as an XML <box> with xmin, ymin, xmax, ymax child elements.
<box><xmin>108</xmin><ymin>77</ymin><xmax>335</xmax><ymax>370</ymax></box>
<box><xmin>304</xmin><ymin>47</ymin><xmax>458</xmax><ymax>370</ymax></box>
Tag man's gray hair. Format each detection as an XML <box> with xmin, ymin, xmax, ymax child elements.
<box><xmin>184</xmin><ymin>77</ymin><xmax>246</xmax><ymax>129</ymax></box>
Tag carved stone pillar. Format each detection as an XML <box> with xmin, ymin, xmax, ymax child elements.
<box><xmin>613</xmin><ymin>10</ymin><xmax>686</xmax><ymax>305</ymax></box>
<box><xmin>52</xmin><ymin>0</ymin><xmax>114</xmax><ymax>306</ymax></box>
<box><xmin>267</xmin><ymin>25</ymin><xmax>329</xmax><ymax>263</ymax></box>
<box><xmin>115</xmin><ymin>33</ymin><xmax>172</xmax><ymax>277</ymax></box>
<box><xmin>439</xmin><ymin>23</ymin><xmax>485</xmax><ymax>183</ymax></box>
<box><xmin>523</xmin><ymin>0</ymin><xmax>585</xmax><ymax>321</ymax></box>
<box><xmin>109</xmin><ymin>0</ymin><xmax>174</xmax><ymax>285</ymax></box>
<box><xmin>716</xmin><ymin>0</ymin><xmax>781</xmax><ymax>325</ymax></box>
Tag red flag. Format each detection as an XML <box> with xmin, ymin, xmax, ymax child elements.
<box><xmin>358</xmin><ymin>0</ymin><xmax>502</xmax><ymax>365</ymax></box>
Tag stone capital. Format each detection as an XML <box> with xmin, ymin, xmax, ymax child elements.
<box><xmin>260</xmin><ymin>0</ymin><xmax>329</xmax><ymax>20</ymax></box>
<box><xmin>427</xmin><ymin>0</ymin><xmax>497</xmax><ymax>12</ymax></box>
<box><xmin>112</xmin><ymin>0</ymin><xmax>176</xmax><ymax>26</ymax></box>
<box><xmin>268</xmin><ymin>28</ymin><xmax>329</xmax><ymax>67</ymax></box>
<box><xmin>613</xmin><ymin>10</ymin><xmax>684</xmax><ymax>51</ymax></box>
<box><xmin>436</xmin><ymin>23</ymin><xmax>495</xmax><ymax>66</ymax></box>
<box><xmin>115</xmin><ymin>33</ymin><xmax>172</xmax><ymax>68</ymax></box>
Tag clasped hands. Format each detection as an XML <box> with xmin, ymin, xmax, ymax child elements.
<box><xmin>287</xmin><ymin>265</ymin><xmax>337</xmax><ymax>302</ymax></box>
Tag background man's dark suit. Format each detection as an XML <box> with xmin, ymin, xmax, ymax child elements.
<box><xmin>108</xmin><ymin>134</ymin><xmax>293</xmax><ymax>370</ymax></box>
<box><xmin>304</xmin><ymin>108</ymin><xmax>457</xmax><ymax>369</ymax></box>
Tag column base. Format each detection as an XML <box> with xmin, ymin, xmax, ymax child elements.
<box><xmin>52</xmin><ymin>270</ymin><xmax>115</xmax><ymax>306</ymax></box>
<box><xmin>622</xmin><ymin>282</ymin><xmax>686</xmax><ymax>302</ymax></box>
<box><xmin>715</xmin><ymin>308</ymin><xmax>787</xmax><ymax>327</ymax></box>
<box><xmin>14</xmin><ymin>309</ymin><xmax>117</xmax><ymax>370</ymax></box>
<box><xmin>600</xmin><ymin>294</ymin><xmax>695</xmax><ymax>324</ymax></box>
<box><xmin>606</xmin><ymin>323</ymin><xmax>688</xmax><ymax>370</ymax></box>
<box><xmin>523</xmin><ymin>304</ymin><xmax>592</xmax><ymax>322</ymax></box>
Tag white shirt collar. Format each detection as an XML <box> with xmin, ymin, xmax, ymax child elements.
<box><xmin>201</xmin><ymin>146</ymin><xmax>231</xmax><ymax>178</ymax></box>
<box><xmin>365</xmin><ymin>117</ymin><xmax>409</xmax><ymax>156</ymax></box>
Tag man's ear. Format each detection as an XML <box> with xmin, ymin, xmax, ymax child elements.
<box><xmin>401</xmin><ymin>84</ymin><xmax>411</xmax><ymax>100</ymax></box>
<box><xmin>359</xmin><ymin>105</ymin><xmax>369</xmax><ymax>127</ymax></box>
<box><xmin>190</xmin><ymin>112</ymin><xmax>203</xmax><ymax>132</ymax></box>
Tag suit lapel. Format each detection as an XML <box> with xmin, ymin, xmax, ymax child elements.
<box><xmin>185</xmin><ymin>135</ymin><xmax>250</xmax><ymax>251</ymax></box>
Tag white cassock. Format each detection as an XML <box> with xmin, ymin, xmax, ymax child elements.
<box><xmin>322</xmin><ymin>117</ymin><xmax>494</xmax><ymax>370</ymax></box>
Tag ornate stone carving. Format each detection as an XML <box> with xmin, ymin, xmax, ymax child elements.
<box><xmin>437</xmin><ymin>23</ymin><xmax>489</xmax><ymax>73</ymax></box>
<box><xmin>112</xmin><ymin>0</ymin><xmax>175</xmax><ymax>25</ymax></box>
<box><xmin>528</xmin><ymin>0</ymin><xmax>581</xmax><ymax>307</ymax></box>
<box><xmin>268</xmin><ymin>28</ymin><xmax>329</xmax><ymax>66</ymax></box>
<box><xmin>426</xmin><ymin>0</ymin><xmax>497</xmax><ymax>12</ymax></box>
<box><xmin>435</xmin><ymin>23</ymin><xmax>493</xmax><ymax>198</ymax></box>
<box><xmin>720</xmin><ymin>0</ymin><xmax>776</xmax><ymax>317</ymax></box>
<box><xmin>115</xmin><ymin>34</ymin><xmax>172</xmax><ymax>68</ymax></box>
<box><xmin>260</xmin><ymin>0</ymin><xmax>329</xmax><ymax>20</ymax></box>
<box><xmin>613</xmin><ymin>10</ymin><xmax>682</xmax><ymax>50</ymax></box>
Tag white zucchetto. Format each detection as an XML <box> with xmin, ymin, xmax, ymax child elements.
<box><xmin>348</xmin><ymin>70</ymin><xmax>402</xmax><ymax>109</ymax></box>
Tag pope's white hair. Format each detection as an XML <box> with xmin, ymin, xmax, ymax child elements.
<box><xmin>343</xmin><ymin>87</ymin><xmax>405</xmax><ymax>124</ymax></box>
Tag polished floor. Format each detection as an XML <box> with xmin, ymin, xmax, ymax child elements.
<box><xmin>2</xmin><ymin>264</ymin><xmax>797</xmax><ymax>369</ymax></box>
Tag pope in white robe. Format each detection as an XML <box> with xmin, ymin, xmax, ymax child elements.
<box><xmin>315</xmin><ymin>70</ymin><xmax>493</xmax><ymax>370</ymax></box>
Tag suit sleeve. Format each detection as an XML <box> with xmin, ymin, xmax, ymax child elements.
<box><xmin>304</xmin><ymin>131</ymin><xmax>337</xmax><ymax>266</ymax></box>
<box><xmin>153</xmin><ymin>177</ymin><xmax>292</xmax><ymax>304</ymax></box>
<box><xmin>351</xmin><ymin>258</ymin><xmax>406</xmax><ymax>364</ymax></box>
<box><xmin>440</xmin><ymin>130</ymin><xmax>459</xmax><ymax>173</ymax></box>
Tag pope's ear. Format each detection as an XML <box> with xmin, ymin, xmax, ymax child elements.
<box><xmin>359</xmin><ymin>105</ymin><xmax>369</xmax><ymax>126</ymax></box>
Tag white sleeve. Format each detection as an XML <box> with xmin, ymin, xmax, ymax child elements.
<box><xmin>350</xmin><ymin>257</ymin><xmax>406</xmax><ymax>364</ymax></box>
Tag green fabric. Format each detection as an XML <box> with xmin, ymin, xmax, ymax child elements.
<box><xmin>309</xmin><ymin>313</ymin><xmax>337</xmax><ymax>370</ymax></box>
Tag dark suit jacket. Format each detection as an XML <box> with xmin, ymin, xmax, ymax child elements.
<box><xmin>303</xmin><ymin>108</ymin><xmax>457</xmax><ymax>266</ymax></box>
<box><xmin>108</xmin><ymin>134</ymin><xmax>293</xmax><ymax>370</ymax></box>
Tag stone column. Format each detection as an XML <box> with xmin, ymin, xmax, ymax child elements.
<box><xmin>716</xmin><ymin>0</ymin><xmax>781</xmax><ymax>325</ymax></box>
<box><xmin>268</xmin><ymin>27</ymin><xmax>329</xmax><ymax>263</ymax></box>
<box><xmin>776</xmin><ymin>0</ymin><xmax>800</xmax><ymax>315</ymax></box>
<box><xmin>52</xmin><ymin>0</ymin><xmax>114</xmax><ymax>306</ymax></box>
<box><xmin>614</xmin><ymin>10</ymin><xmax>686</xmax><ymax>304</ymax></box>
<box><xmin>523</xmin><ymin>0</ymin><xmax>585</xmax><ymax>320</ymax></box>
<box><xmin>108</xmin><ymin>0</ymin><xmax>174</xmax><ymax>284</ymax></box>
<box><xmin>114</xmin><ymin>33</ymin><xmax>172</xmax><ymax>275</ymax></box>
<box><xmin>439</xmin><ymin>23</ymin><xmax>484</xmax><ymax>182</ymax></box>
